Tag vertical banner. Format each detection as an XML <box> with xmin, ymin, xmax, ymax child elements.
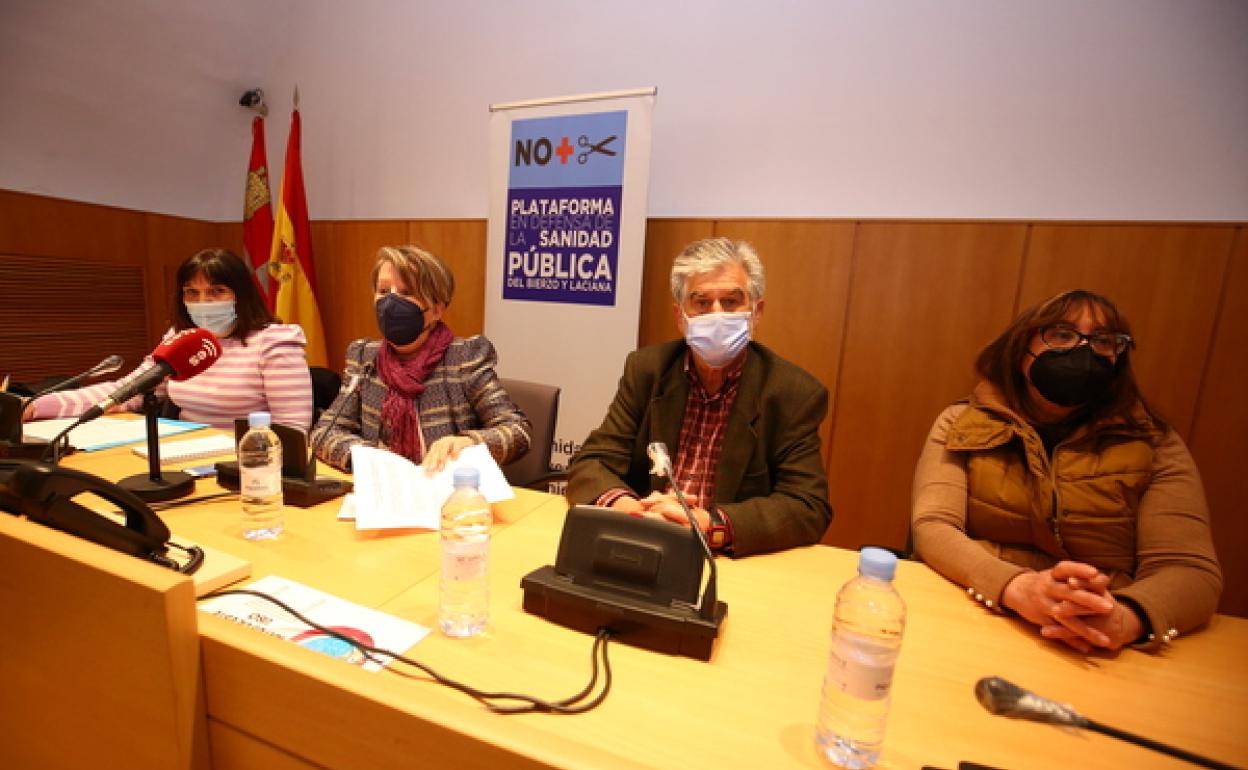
<box><xmin>485</xmin><ymin>88</ymin><xmax>656</xmax><ymax>477</ymax></box>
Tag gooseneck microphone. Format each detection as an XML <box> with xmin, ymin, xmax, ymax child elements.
<box><xmin>646</xmin><ymin>441</ymin><xmax>720</xmax><ymax>621</ymax></box>
<box><xmin>25</xmin><ymin>355</ymin><xmax>125</xmax><ymax>404</ymax></box>
<box><xmin>1</xmin><ymin>355</ymin><xmax>125</xmax><ymax>460</ymax></box>
<box><xmin>975</xmin><ymin>677</ymin><xmax>1240</xmax><ymax>770</ymax></box>
<box><xmin>305</xmin><ymin>362</ymin><xmax>373</xmax><ymax>483</ymax></box>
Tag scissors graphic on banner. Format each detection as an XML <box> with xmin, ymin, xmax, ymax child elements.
<box><xmin>577</xmin><ymin>134</ymin><xmax>617</xmax><ymax>164</ymax></box>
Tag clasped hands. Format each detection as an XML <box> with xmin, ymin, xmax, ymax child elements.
<box><xmin>609</xmin><ymin>491</ymin><xmax>713</xmax><ymax>533</ymax></box>
<box><xmin>1002</xmin><ymin>560</ymin><xmax>1143</xmax><ymax>653</ymax></box>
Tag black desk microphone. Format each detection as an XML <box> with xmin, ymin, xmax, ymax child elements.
<box><xmin>975</xmin><ymin>677</ymin><xmax>1241</xmax><ymax>770</ymax></box>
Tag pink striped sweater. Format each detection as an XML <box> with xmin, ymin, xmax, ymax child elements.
<box><xmin>30</xmin><ymin>324</ymin><xmax>314</xmax><ymax>432</ymax></box>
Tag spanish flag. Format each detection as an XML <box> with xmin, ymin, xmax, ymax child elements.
<box><xmin>268</xmin><ymin>102</ymin><xmax>328</xmax><ymax>368</ymax></box>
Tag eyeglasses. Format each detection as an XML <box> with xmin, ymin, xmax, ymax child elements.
<box><xmin>1039</xmin><ymin>325</ymin><xmax>1133</xmax><ymax>356</ymax></box>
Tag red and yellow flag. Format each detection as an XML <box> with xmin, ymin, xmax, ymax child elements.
<box><xmin>243</xmin><ymin>116</ymin><xmax>275</xmax><ymax>307</ymax></box>
<box><xmin>268</xmin><ymin>106</ymin><xmax>328</xmax><ymax>367</ymax></box>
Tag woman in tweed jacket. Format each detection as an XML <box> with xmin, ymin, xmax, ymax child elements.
<box><xmin>312</xmin><ymin>245</ymin><xmax>531</xmax><ymax>472</ymax></box>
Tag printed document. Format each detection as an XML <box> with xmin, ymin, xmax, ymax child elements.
<box><xmin>346</xmin><ymin>442</ymin><xmax>514</xmax><ymax>530</ymax></box>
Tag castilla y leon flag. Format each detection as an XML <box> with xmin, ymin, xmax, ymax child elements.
<box><xmin>268</xmin><ymin>105</ymin><xmax>328</xmax><ymax>368</ymax></box>
<box><xmin>243</xmin><ymin>116</ymin><xmax>275</xmax><ymax>306</ymax></box>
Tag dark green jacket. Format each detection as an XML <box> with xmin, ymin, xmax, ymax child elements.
<box><xmin>566</xmin><ymin>340</ymin><xmax>832</xmax><ymax>556</ymax></box>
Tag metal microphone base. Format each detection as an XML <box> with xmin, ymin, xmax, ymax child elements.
<box><xmin>214</xmin><ymin>461</ymin><xmax>353</xmax><ymax>507</ymax></box>
<box><xmin>118</xmin><ymin>471</ymin><xmax>195</xmax><ymax>502</ymax></box>
<box><xmin>521</xmin><ymin>565</ymin><xmax>727</xmax><ymax>660</ymax></box>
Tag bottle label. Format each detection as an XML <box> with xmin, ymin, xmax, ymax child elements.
<box><xmin>442</xmin><ymin>540</ymin><xmax>488</xmax><ymax>581</ymax></box>
<box><xmin>827</xmin><ymin>634</ymin><xmax>898</xmax><ymax>701</ymax></box>
<box><xmin>242</xmin><ymin>466</ymin><xmax>281</xmax><ymax>497</ymax></box>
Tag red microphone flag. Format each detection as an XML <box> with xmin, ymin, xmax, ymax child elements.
<box><xmin>243</xmin><ymin>116</ymin><xmax>276</xmax><ymax>308</ymax></box>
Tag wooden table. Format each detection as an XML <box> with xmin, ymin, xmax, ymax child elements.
<box><xmin>62</xmin><ymin>441</ymin><xmax>1248</xmax><ymax>770</ymax></box>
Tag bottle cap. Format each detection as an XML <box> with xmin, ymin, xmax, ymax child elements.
<box><xmin>452</xmin><ymin>467</ymin><xmax>480</xmax><ymax>487</ymax></box>
<box><xmin>858</xmin><ymin>546</ymin><xmax>898</xmax><ymax>581</ymax></box>
<box><xmin>248</xmin><ymin>411</ymin><xmax>272</xmax><ymax>429</ymax></box>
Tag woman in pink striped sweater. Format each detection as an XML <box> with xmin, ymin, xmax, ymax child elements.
<box><xmin>26</xmin><ymin>248</ymin><xmax>313</xmax><ymax>431</ymax></box>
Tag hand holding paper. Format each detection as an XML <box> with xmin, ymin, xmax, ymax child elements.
<box><xmin>347</xmin><ymin>442</ymin><xmax>514</xmax><ymax>530</ymax></box>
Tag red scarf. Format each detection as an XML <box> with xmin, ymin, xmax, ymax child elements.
<box><xmin>377</xmin><ymin>322</ymin><xmax>454</xmax><ymax>462</ymax></box>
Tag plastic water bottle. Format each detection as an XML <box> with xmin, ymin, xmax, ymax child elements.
<box><xmin>816</xmin><ymin>547</ymin><xmax>907</xmax><ymax>768</ymax></box>
<box><xmin>238</xmin><ymin>411</ymin><xmax>283</xmax><ymax>540</ymax></box>
<box><xmin>439</xmin><ymin>467</ymin><xmax>492</xmax><ymax>637</ymax></box>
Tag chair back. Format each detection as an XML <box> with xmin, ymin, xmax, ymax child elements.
<box><xmin>498</xmin><ymin>377</ymin><xmax>560</xmax><ymax>488</ymax></box>
<box><xmin>309</xmin><ymin>366</ymin><xmax>342</xmax><ymax>422</ymax></box>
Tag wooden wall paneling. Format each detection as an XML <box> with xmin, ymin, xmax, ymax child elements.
<box><xmin>1188</xmin><ymin>228</ymin><xmax>1248</xmax><ymax>618</ymax></box>
<box><xmin>712</xmin><ymin>219</ymin><xmax>856</xmax><ymax>450</ymax></box>
<box><xmin>311</xmin><ymin>220</ymin><xmax>408</xmax><ymax>372</ymax></box>
<box><xmin>144</xmin><ymin>214</ymin><xmax>229</xmax><ymax>345</ymax></box>
<box><xmin>824</xmin><ymin>222</ymin><xmax>1028</xmax><ymax>553</ymax></box>
<box><xmin>1019</xmin><ymin>224</ymin><xmax>1235</xmax><ymax>438</ymax></box>
<box><xmin>0</xmin><ymin>254</ymin><xmax>149</xmax><ymax>386</ymax></box>
<box><xmin>407</xmin><ymin>220</ymin><xmax>487</xmax><ymax>338</ymax></box>
<box><xmin>0</xmin><ymin>189</ymin><xmax>147</xmax><ymax>264</ymax></box>
<box><xmin>639</xmin><ymin>220</ymin><xmax>716</xmax><ymax>347</ymax></box>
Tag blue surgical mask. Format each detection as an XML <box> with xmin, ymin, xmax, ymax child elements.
<box><xmin>683</xmin><ymin>311</ymin><xmax>752</xmax><ymax>368</ymax></box>
<box><xmin>375</xmin><ymin>291</ymin><xmax>427</xmax><ymax>346</ymax></box>
<box><xmin>186</xmin><ymin>300</ymin><xmax>237</xmax><ymax>336</ymax></box>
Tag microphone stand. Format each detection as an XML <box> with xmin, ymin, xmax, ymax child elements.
<box><xmin>117</xmin><ymin>393</ymin><xmax>194</xmax><ymax>502</ymax></box>
<box><xmin>648</xmin><ymin>443</ymin><xmax>723</xmax><ymax>623</ymax></box>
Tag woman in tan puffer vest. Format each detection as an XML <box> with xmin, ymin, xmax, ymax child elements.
<box><xmin>912</xmin><ymin>289</ymin><xmax>1221</xmax><ymax>653</ymax></box>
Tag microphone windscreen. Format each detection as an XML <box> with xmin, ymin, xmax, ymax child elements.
<box><xmin>153</xmin><ymin>329</ymin><xmax>222</xmax><ymax>381</ymax></box>
<box><xmin>974</xmin><ymin>676</ymin><xmax>1086</xmax><ymax>727</ymax></box>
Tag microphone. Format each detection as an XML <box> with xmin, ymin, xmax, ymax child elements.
<box><xmin>974</xmin><ymin>676</ymin><xmax>1087</xmax><ymax>728</ymax></box>
<box><xmin>0</xmin><ymin>356</ymin><xmax>125</xmax><ymax>458</ymax></box>
<box><xmin>975</xmin><ymin>677</ymin><xmax>1239</xmax><ymax>770</ymax></box>
<box><xmin>646</xmin><ymin>441</ymin><xmax>719</xmax><ymax>620</ymax></box>
<box><xmin>79</xmin><ymin>330</ymin><xmax>221</xmax><ymax>424</ymax></box>
<box><xmin>24</xmin><ymin>355</ymin><xmax>125</xmax><ymax>404</ymax></box>
<box><xmin>305</xmin><ymin>362</ymin><xmax>372</xmax><ymax>483</ymax></box>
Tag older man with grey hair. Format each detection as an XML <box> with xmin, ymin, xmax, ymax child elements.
<box><xmin>566</xmin><ymin>237</ymin><xmax>832</xmax><ymax>556</ymax></box>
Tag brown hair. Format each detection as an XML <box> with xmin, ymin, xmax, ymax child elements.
<box><xmin>975</xmin><ymin>289</ymin><xmax>1166</xmax><ymax>433</ymax></box>
<box><xmin>371</xmin><ymin>245</ymin><xmax>455</xmax><ymax>308</ymax></box>
<box><xmin>173</xmin><ymin>248</ymin><xmax>276</xmax><ymax>342</ymax></box>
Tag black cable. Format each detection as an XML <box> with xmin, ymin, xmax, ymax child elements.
<box><xmin>150</xmin><ymin>490</ymin><xmax>236</xmax><ymax>510</ymax></box>
<box><xmin>1086</xmin><ymin>718</ymin><xmax>1241</xmax><ymax>770</ymax></box>
<box><xmin>199</xmin><ymin>587</ymin><xmax>613</xmax><ymax>714</ymax></box>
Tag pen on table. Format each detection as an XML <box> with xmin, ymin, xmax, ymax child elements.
<box><xmin>1</xmin><ymin>374</ymin><xmax>9</xmax><ymax>392</ymax></box>
<box><xmin>921</xmin><ymin>763</ymin><xmax>1008</xmax><ymax>770</ymax></box>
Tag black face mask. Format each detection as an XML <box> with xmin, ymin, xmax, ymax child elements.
<box><xmin>1027</xmin><ymin>345</ymin><xmax>1117</xmax><ymax>407</ymax></box>
<box><xmin>375</xmin><ymin>292</ymin><xmax>426</xmax><ymax>346</ymax></box>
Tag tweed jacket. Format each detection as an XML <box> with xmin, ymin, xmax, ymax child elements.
<box><xmin>912</xmin><ymin>381</ymin><xmax>1222</xmax><ymax>649</ymax></box>
<box><xmin>566</xmin><ymin>340</ymin><xmax>832</xmax><ymax>557</ymax></box>
<box><xmin>311</xmin><ymin>335</ymin><xmax>531</xmax><ymax>471</ymax></box>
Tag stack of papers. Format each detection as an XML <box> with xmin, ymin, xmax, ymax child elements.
<box><xmin>342</xmin><ymin>443</ymin><xmax>514</xmax><ymax>530</ymax></box>
<box><xmin>22</xmin><ymin>416</ymin><xmax>208</xmax><ymax>452</ymax></box>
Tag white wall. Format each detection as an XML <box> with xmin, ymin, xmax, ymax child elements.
<box><xmin>2</xmin><ymin>0</ymin><xmax>1245</xmax><ymax>222</ymax></box>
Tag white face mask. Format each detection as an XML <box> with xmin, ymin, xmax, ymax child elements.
<box><xmin>185</xmin><ymin>300</ymin><xmax>237</xmax><ymax>336</ymax></box>
<box><xmin>683</xmin><ymin>311</ymin><xmax>752</xmax><ymax>368</ymax></box>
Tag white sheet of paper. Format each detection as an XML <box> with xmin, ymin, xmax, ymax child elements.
<box><xmin>348</xmin><ymin>443</ymin><xmax>514</xmax><ymax>530</ymax></box>
<box><xmin>198</xmin><ymin>575</ymin><xmax>430</xmax><ymax>671</ymax></box>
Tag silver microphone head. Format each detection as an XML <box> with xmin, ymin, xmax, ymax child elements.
<box><xmin>646</xmin><ymin>441</ymin><xmax>672</xmax><ymax>478</ymax></box>
<box><xmin>975</xmin><ymin>677</ymin><xmax>1088</xmax><ymax>728</ymax></box>
<box><xmin>91</xmin><ymin>355</ymin><xmax>124</xmax><ymax>376</ymax></box>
